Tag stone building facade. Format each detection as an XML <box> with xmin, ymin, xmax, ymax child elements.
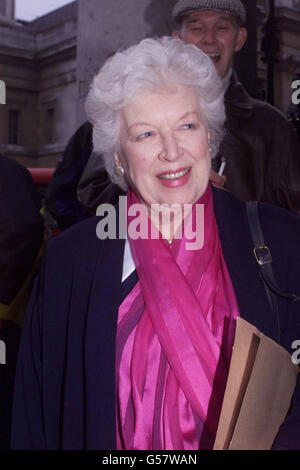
<box><xmin>75</xmin><ymin>0</ymin><xmax>178</xmax><ymax>124</ymax></box>
<box><xmin>0</xmin><ymin>0</ymin><xmax>299</xmax><ymax>168</ymax></box>
<box><xmin>0</xmin><ymin>0</ymin><xmax>77</xmax><ymax>167</ymax></box>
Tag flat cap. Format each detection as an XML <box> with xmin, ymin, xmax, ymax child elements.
<box><xmin>172</xmin><ymin>0</ymin><xmax>246</xmax><ymax>25</ymax></box>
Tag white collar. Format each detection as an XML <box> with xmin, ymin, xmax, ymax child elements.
<box><xmin>121</xmin><ymin>238</ymin><xmax>136</xmax><ymax>283</ymax></box>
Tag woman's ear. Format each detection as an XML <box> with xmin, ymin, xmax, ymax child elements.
<box><xmin>114</xmin><ymin>152</ymin><xmax>121</xmax><ymax>167</ymax></box>
<box><xmin>207</xmin><ymin>132</ymin><xmax>211</xmax><ymax>148</ymax></box>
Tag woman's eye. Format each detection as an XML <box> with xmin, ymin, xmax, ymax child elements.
<box><xmin>137</xmin><ymin>131</ymin><xmax>152</xmax><ymax>140</ymax></box>
<box><xmin>182</xmin><ymin>123</ymin><xmax>196</xmax><ymax>130</ymax></box>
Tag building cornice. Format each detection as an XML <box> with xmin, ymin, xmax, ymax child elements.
<box><xmin>0</xmin><ymin>38</ymin><xmax>77</xmax><ymax>65</ymax></box>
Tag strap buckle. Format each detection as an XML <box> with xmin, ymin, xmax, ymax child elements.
<box><xmin>254</xmin><ymin>245</ymin><xmax>272</xmax><ymax>266</ymax></box>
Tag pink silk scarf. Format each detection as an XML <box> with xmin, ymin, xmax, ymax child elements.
<box><xmin>116</xmin><ymin>185</ymin><xmax>240</xmax><ymax>450</ymax></box>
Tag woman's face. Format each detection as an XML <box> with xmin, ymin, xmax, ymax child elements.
<box><xmin>117</xmin><ymin>83</ymin><xmax>211</xmax><ymax>210</ymax></box>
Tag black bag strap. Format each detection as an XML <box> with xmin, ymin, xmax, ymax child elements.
<box><xmin>246</xmin><ymin>201</ymin><xmax>300</xmax><ymax>343</ymax></box>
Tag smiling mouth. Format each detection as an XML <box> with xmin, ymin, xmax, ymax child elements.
<box><xmin>157</xmin><ymin>168</ymin><xmax>191</xmax><ymax>180</ymax></box>
<box><xmin>206</xmin><ymin>53</ymin><xmax>221</xmax><ymax>63</ymax></box>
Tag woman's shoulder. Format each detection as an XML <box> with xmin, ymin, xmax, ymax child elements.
<box><xmin>257</xmin><ymin>200</ymin><xmax>300</xmax><ymax>244</ymax></box>
<box><xmin>213</xmin><ymin>186</ymin><xmax>300</xmax><ymax>245</ymax></box>
<box><xmin>45</xmin><ymin>216</ymin><xmax>103</xmax><ymax>272</ymax></box>
<box><xmin>49</xmin><ymin>216</ymin><xmax>99</xmax><ymax>250</ymax></box>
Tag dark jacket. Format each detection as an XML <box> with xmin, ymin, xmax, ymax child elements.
<box><xmin>11</xmin><ymin>188</ymin><xmax>300</xmax><ymax>450</ymax></box>
<box><xmin>0</xmin><ymin>155</ymin><xmax>44</xmax><ymax>307</ymax></box>
<box><xmin>213</xmin><ymin>72</ymin><xmax>300</xmax><ymax>213</ymax></box>
<box><xmin>44</xmin><ymin>73</ymin><xmax>300</xmax><ymax>229</ymax></box>
<box><xmin>0</xmin><ymin>154</ymin><xmax>44</xmax><ymax>450</ymax></box>
<box><xmin>44</xmin><ymin>122</ymin><xmax>92</xmax><ymax>230</ymax></box>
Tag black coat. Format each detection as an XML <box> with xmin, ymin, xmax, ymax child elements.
<box><xmin>0</xmin><ymin>155</ymin><xmax>44</xmax><ymax>305</ymax></box>
<box><xmin>0</xmin><ymin>154</ymin><xmax>44</xmax><ymax>450</ymax></box>
<box><xmin>11</xmin><ymin>188</ymin><xmax>300</xmax><ymax>450</ymax></box>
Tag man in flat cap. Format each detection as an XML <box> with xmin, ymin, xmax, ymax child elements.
<box><xmin>172</xmin><ymin>0</ymin><xmax>300</xmax><ymax>211</ymax></box>
<box><xmin>172</xmin><ymin>0</ymin><xmax>247</xmax><ymax>79</ymax></box>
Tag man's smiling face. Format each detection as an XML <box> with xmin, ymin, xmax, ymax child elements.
<box><xmin>173</xmin><ymin>10</ymin><xmax>247</xmax><ymax>78</ymax></box>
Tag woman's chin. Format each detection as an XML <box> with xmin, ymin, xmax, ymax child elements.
<box><xmin>159</xmin><ymin>186</ymin><xmax>207</xmax><ymax>208</ymax></box>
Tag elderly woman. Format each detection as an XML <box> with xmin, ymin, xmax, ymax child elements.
<box><xmin>11</xmin><ymin>37</ymin><xmax>300</xmax><ymax>450</ymax></box>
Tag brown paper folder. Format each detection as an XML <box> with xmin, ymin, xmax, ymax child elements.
<box><xmin>213</xmin><ymin>317</ymin><xmax>299</xmax><ymax>450</ymax></box>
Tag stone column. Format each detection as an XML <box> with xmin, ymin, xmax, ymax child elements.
<box><xmin>76</xmin><ymin>0</ymin><xmax>177</xmax><ymax>124</ymax></box>
<box><xmin>0</xmin><ymin>0</ymin><xmax>15</xmax><ymax>20</ymax></box>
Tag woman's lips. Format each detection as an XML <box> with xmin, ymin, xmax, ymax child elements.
<box><xmin>157</xmin><ymin>167</ymin><xmax>191</xmax><ymax>188</ymax></box>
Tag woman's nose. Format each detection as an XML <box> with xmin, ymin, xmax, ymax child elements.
<box><xmin>159</xmin><ymin>135</ymin><xmax>182</xmax><ymax>162</ymax></box>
